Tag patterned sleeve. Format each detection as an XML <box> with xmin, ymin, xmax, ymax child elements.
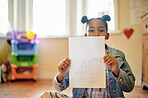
<box><xmin>53</xmin><ymin>72</ymin><xmax>69</xmax><ymax>92</ymax></box>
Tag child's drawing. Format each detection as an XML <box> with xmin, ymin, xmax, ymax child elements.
<box><xmin>70</xmin><ymin>57</ymin><xmax>104</xmax><ymax>85</ymax></box>
<box><xmin>88</xmin><ymin>57</ymin><xmax>102</xmax><ymax>84</ymax></box>
<box><xmin>69</xmin><ymin>37</ymin><xmax>106</xmax><ymax>88</ymax></box>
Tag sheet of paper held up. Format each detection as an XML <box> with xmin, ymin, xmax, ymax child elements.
<box><xmin>69</xmin><ymin>36</ymin><xmax>106</xmax><ymax>88</ymax></box>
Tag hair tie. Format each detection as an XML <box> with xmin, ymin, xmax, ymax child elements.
<box><xmin>102</xmin><ymin>15</ymin><xmax>111</xmax><ymax>21</ymax></box>
<box><xmin>81</xmin><ymin>16</ymin><xmax>88</xmax><ymax>24</ymax></box>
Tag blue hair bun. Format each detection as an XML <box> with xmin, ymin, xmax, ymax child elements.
<box><xmin>81</xmin><ymin>16</ymin><xmax>88</xmax><ymax>24</ymax></box>
<box><xmin>102</xmin><ymin>15</ymin><xmax>111</xmax><ymax>21</ymax></box>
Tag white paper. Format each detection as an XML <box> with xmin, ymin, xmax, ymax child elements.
<box><xmin>69</xmin><ymin>36</ymin><xmax>106</xmax><ymax>88</ymax></box>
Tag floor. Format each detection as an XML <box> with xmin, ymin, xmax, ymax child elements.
<box><xmin>0</xmin><ymin>79</ymin><xmax>148</xmax><ymax>98</ymax></box>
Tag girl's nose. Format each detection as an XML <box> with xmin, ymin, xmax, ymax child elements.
<box><xmin>94</xmin><ymin>30</ymin><xmax>99</xmax><ymax>36</ymax></box>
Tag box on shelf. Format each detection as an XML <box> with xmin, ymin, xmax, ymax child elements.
<box><xmin>11</xmin><ymin>40</ymin><xmax>38</xmax><ymax>55</ymax></box>
<box><xmin>11</xmin><ymin>64</ymin><xmax>37</xmax><ymax>80</ymax></box>
<box><xmin>11</xmin><ymin>52</ymin><xmax>38</xmax><ymax>67</ymax></box>
<box><xmin>12</xmin><ymin>31</ymin><xmax>36</xmax><ymax>43</ymax></box>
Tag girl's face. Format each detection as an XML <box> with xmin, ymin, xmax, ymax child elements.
<box><xmin>88</xmin><ymin>19</ymin><xmax>107</xmax><ymax>37</ymax></box>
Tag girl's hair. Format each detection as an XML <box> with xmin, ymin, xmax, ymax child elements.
<box><xmin>81</xmin><ymin>15</ymin><xmax>111</xmax><ymax>32</ymax></box>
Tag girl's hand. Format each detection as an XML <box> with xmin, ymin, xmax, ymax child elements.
<box><xmin>57</xmin><ymin>58</ymin><xmax>71</xmax><ymax>82</ymax></box>
<box><xmin>103</xmin><ymin>54</ymin><xmax>120</xmax><ymax>77</ymax></box>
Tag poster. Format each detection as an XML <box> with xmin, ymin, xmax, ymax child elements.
<box><xmin>130</xmin><ymin>0</ymin><xmax>148</xmax><ymax>25</ymax></box>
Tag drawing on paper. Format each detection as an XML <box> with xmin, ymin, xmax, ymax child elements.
<box><xmin>70</xmin><ymin>57</ymin><xmax>104</xmax><ymax>84</ymax></box>
<box><xmin>69</xmin><ymin>36</ymin><xmax>106</xmax><ymax>88</ymax></box>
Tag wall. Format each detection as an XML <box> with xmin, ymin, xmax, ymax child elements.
<box><xmin>37</xmin><ymin>38</ymin><xmax>69</xmax><ymax>79</ymax></box>
<box><xmin>0</xmin><ymin>38</ymin><xmax>6</xmax><ymax>49</ymax></box>
<box><xmin>106</xmin><ymin>0</ymin><xmax>142</xmax><ymax>86</ymax></box>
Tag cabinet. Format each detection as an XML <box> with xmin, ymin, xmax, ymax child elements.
<box><xmin>141</xmin><ymin>11</ymin><xmax>148</xmax><ymax>88</ymax></box>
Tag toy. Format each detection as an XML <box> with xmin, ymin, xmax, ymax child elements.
<box><xmin>0</xmin><ymin>35</ymin><xmax>12</xmax><ymax>82</ymax></box>
<box><xmin>26</xmin><ymin>30</ymin><xmax>35</xmax><ymax>39</ymax></box>
<box><xmin>1</xmin><ymin>60</ymin><xmax>11</xmax><ymax>82</ymax></box>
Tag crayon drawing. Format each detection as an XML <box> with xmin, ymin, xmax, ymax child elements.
<box><xmin>69</xmin><ymin>37</ymin><xmax>106</xmax><ymax>88</ymax></box>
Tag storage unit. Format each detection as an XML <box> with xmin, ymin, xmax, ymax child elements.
<box><xmin>141</xmin><ymin>11</ymin><xmax>148</xmax><ymax>88</ymax></box>
<box><xmin>11</xmin><ymin>31</ymin><xmax>38</xmax><ymax>80</ymax></box>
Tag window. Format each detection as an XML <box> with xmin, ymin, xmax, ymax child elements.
<box><xmin>0</xmin><ymin>0</ymin><xmax>118</xmax><ymax>37</ymax></box>
<box><xmin>86</xmin><ymin>0</ymin><xmax>115</xmax><ymax>31</ymax></box>
<box><xmin>0</xmin><ymin>0</ymin><xmax>11</xmax><ymax>36</ymax></box>
<box><xmin>77</xmin><ymin>0</ymin><xmax>119</xmax><ymax>35</ymax></box>
<box><xmin>33</xmin><ymin>0</ymin><xmax>66</xmax><ymax>37</ymax></box>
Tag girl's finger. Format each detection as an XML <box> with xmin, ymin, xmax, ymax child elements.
<box><xmin>66</xmin><ymin>58</ymin><xmax>71</xmax><ymax>63</ymax></box>
<box><xmin>62</xmin><ymin>61</ymin><xmax>68</xmax><ymax>67</ymax></box>
<box><xmin>108</xmin><ymin>60</ymin><xmax>114</xmax><ymax>65</ymax></box>
<box><xmin>63</xmin><ymin>60</ymin><xmax>69</xmax><ymax>66</ymax></box>
<box><xmin>104</xmin><ymin>56</ymin><xmax>111</xmax><ymax>62</ymax></box>
<box><xmin>103</xmin><ymin>55</ymin><xmax>107</xmax><ymax>59</ymax></box>
<box><xmin>58</xmin><ymin>65</ymin><xmax>64</xmax><ymax>70</ymax></box>
<box><xmin>62</xmin><ymin>62</ymin><xmax>68</xmax><ymax>69</ymax></box>
<box><xmin>60</xmin><ymin>64</ymin><xmax>66</xmax><ymax>70</ymax></box>
<box><xmin>105</xmin><ymin>58</ymin><xmax>112</xmax><ymax>64</ymax></box>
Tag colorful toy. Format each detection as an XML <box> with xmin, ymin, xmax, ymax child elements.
<box><xmin>0</xmin><ymin>40</ymin><xmax>11</xmax><ymax>83</ymax></box>
<box><xmin>26</xmin><ymin>30</ymin><xmax>35</xmax><ymax>40</ymax></box>
<box><xmin>1</xmin><ymin>60</ymin><xmax>11</xmax><ymax>82</ymax></box>
<box><xmin>11</xmin><ymin>30</ymin><xmax>38</xmax><ymax>81</ymax></box>
<box><xmin>12</xmin><ymin>31</ymin><xmax>36</xmax><ymax>43</ymax></box>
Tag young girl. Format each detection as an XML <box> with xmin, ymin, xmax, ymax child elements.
<box><xmin>41</xmin><ymin>15</ymin><xmax>135</xmax><ymax>98</ymax></box>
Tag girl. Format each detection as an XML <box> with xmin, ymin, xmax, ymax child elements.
<box><xmin>41</xmin><ymin>15</ymin><xmax>135</xmax><ymax>98</ymax></box>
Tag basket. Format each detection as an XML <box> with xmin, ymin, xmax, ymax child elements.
<box><xmin>12</xmin><ymin>31</ymin><xmax>36</xmax><ymax>43</ymax></box>
<box><xmin>11</xmin><ymin>52</ymin><xmax>38</xmax><ymax>67</ymax></box>
<box><xmin>11</xmin><ymin>64</ymin><xmax>37</xmax><ymax>80</ymax></box>
<box><xmin>15</xmin><ymin>67</ymin><xmax>33</xmax><ymax>73</ymax></box>
<box><xmin>11</xmin><ymin>40</ymin><xmax>38</xmax><ymax>55</ymax></box>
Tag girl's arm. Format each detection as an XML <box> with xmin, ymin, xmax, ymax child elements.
<box><xmin>53</xmin><ymin>72</ymin><xmax>69</xmax><ymax>92</ymax></box>
<box><xmin>115</xmin><ymin>57</ymin><xmax>135</xmax><ymax>92</ymax></box>
<box><xmin>53</xmin><ymin>58</ymin><xmax>71</xmax><ymax>92</ymax></box>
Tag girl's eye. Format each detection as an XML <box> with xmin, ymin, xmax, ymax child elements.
<box><xmin>90</xmin><ymin>30</ymin><xmax>94</xmax><ymax>32</ymax></box>
<box><xmin>99</xmin><ymin>30</ymin><xmax>104</xmax><ymax>32</ymax></box>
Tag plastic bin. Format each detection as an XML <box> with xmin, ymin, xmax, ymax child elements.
<box><xmin>16</xmin><ymin>67</ymin><xmax>33</xmax><ymax>73</ymax></box>
<box><xmin>11</xmin><ymin>40</ymin><xmax>38</xmax><ymax>55</ymax></box>
<box><xmin>12</xmin><ymin>31</ymin><xmax>36</xmax><ymax>43</ymax></box>
<box><xmin>11</xmin><ymin>52</ymin><xmax>38</xmax><ymax>67</ymax></box>
<box><xmin>11</xmin><ymin>64</ymin><xmax>37</xmax><ymax>80</ymax></box>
